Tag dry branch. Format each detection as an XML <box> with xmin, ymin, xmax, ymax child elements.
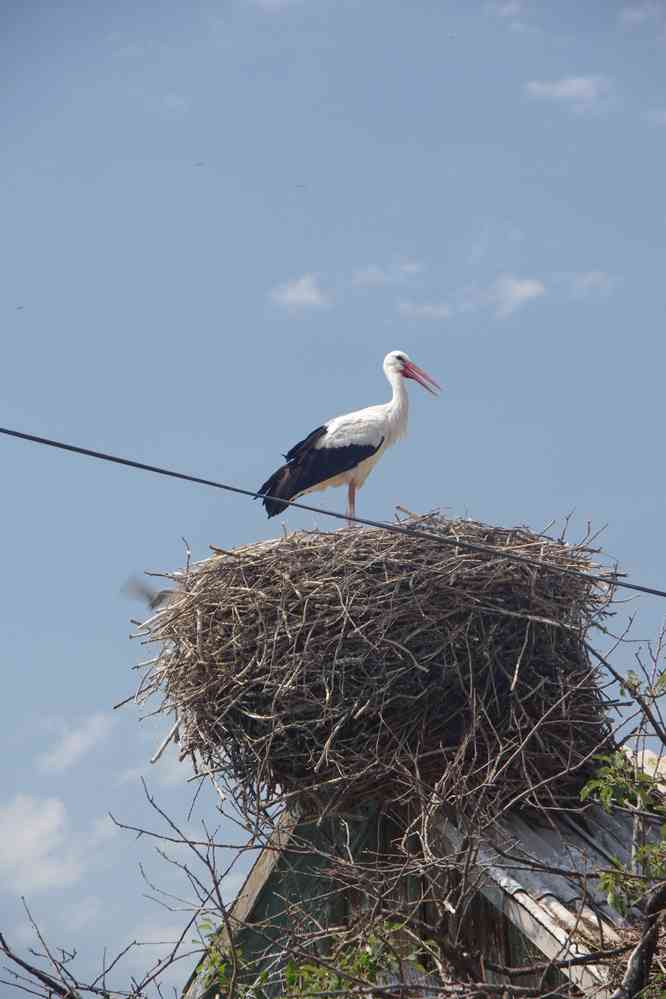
<box><xmin>135</xmin><ymin>513</ymin><xmax>617</xmax><ymax>822</ymax></box>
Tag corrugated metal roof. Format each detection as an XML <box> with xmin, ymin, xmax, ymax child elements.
<box><xmin>440</xmin><ymin>802</ymin><xmax>650</xmax><ymax>994</ymax></box>
<box><xmin>476</xmin><ymin>806</ymin><xmax>635</xmax><ymax>924</ymax></box>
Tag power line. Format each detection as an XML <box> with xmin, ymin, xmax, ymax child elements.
<box><xmin>2</xmin><ymin>423</ymin><xmax>666</xmax><ymax>600</ymax></box>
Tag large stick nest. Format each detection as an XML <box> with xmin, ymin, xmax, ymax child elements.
<box><xmin>136</xmin><ymin>513</ymin><xmax>618</xmax><ymax>820</ymax></box>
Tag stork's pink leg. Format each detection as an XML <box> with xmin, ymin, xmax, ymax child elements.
<box><xmin>346</xmin><ymin>482</ymin><xmax>357</xmax><ymax>526</ymax></box>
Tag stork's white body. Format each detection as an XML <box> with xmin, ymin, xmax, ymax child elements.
<box><xmin>306</xmin><ymin>382</ymin><xmax>409</xmax><ymax>495</ymax></box>
<box><xmin>258</xmin><ymin>351</ymin><xmax>439</xmax><ymax>522</ymax></box>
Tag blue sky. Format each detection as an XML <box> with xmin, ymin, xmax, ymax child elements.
<box><xmin>2</xmin><ymin>0</ymin><xmax>666</xmax><ymax>993</ymax></box>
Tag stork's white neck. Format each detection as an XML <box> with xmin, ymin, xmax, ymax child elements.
<box><xmin>384</xmin><ymin>367</ymin><xmax>409</xmax><ymax>444</ymax></box>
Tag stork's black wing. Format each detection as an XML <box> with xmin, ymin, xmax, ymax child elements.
<box><xmin>257</xmin><ymin>425</ymin><xmax>382</xmax><ymax>518</ymax></box>
<box><xmin>284</xmin><ymin>425</ymin><xmax>328</xmax><ymax>462</ymax></box>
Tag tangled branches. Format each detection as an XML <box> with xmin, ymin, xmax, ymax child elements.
<box><xmin>136</xmin><ymin>513</ymin><xmax>617</xmax><ymax>824</ymax></box>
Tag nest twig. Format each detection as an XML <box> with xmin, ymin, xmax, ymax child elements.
<box><xmin>135</xmin><ymin>513</ymin><xmax>618</xmax><ymax>823</ymax></box>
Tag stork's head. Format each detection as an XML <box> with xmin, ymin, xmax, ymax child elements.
<box><xmin>384</xmin><ymin>350</ymin><xmax>440</xmax><ymax>395</ymax></box>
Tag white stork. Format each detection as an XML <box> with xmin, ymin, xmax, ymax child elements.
<box><xmin>258</xmin><ymin>350</ymin><xmax>440</xmax><ymax>523</ymax></box>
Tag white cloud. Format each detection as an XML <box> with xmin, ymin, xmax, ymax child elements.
<box><xmin>0</xmin><ymin>794</ymin><xmax>84</xmax><ymax>893</ymax></box>
<box><xmin>135</xmin><ymin>921</ymin><xmax>182</xmax><ymax>944</ymax></box>
<box><xmin>571</xmin><ymin>271</ymin><xmax>616</xmax><ymax>297</ymax></box>
<box><xmin>468</xmin><ymin>230</ymin><xmax>490</xmax><ymax>265</ymax></box>
<box><xmin>14</xmin><ymin>921</ymin><xmax>37</xmax><ymax>946</ymax></box>
<box><xmin>490</xmin><ymin>0</ymin><xmax>524</xmax><ymax>16</ymax></box>
<box><xmin>251</xmin><ymin>0</ymin><xmax>302</xmax><ymax>9</ymax></box>
<box><xmin>491</xmin><ymin>275</ymin><xmax>545</xmax><ymax>317</ymax></box>
<box><xmin>352</xmin><ymin>265</ymin><xmax>390</xmax><ymax>288</ymax></box>
<box><xmin>63</xmin><ymin>895</ymin><xmax>102</xmax><ymax>932</ymax></box>
<box><xmin>620</xmin><ymin>2</ymin><xmax>664</xmax><ymax>25</ymax></box>
<box><xmin>644</xmin><ymin>109</ymin><xmax>666</xmax><ymax>125</ymax></box>
<box><xmin>118</xmin><ymin>747</ymin><xmax>192</xmax><ymax>788</ymax></box>
<box><xmin>487</xmin><ymin>1</ymin><xmax>535</xmax><ymax>32</ymax></box>
<box><xmin>156</xmin><ymin>750</ymin><xmax>191</xmax><ymax>786</ymax></box>
<box><xmin>399</xmin><ymin>258</ymin><xmax>424</xmax><ymax>275</ymax></box>
<box><xmin>398</xmin><ymin>301</ymin><xmax>451</xmax><ymax>321</ymax></box>
<box><xmin>163</xmin><ymin>95</ymin><xmax>190</xmax><ymax>113</ymax></box>
<box><xmin>271</xmin><ymin>273</ymin><xmax>329</xmax><ymax>310</ymax></box>
<box><xmin>352</xmin><ymin>260</ymin><xmax>423</xmax><ymax>287</ymax></box>
<box><xmin>91</xmin><ymin>814</ymin><xmax>120</xmax><ymax>843</ymax></box>
<box><xmin>525</xmin><ymin>76</ymin><xmax>611</xmax><ymax>112</ymax></box>
<box><xmin>36</xmin><ymin>713</ymin><xmax>115</xmax><ymax>774</ymax></box>
<box><xmin>121</xmin><ymin>920</ymin><xmax>188</xmax><ymax>991</ymax></box>
<box><xmin>118</xmin><ymin>764</ymin><xmax>145</xmax><ymax>785</ymax></box>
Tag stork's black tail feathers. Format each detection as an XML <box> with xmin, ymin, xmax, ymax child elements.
<box><xmin>256</xmin><ymin>425</ymin><xmax>329</xmax><ymax>518</ymax></box>
<box><xmin>256</xmin><ymin>465</ymin><xmax>295</xmax><ymax>518</ymax></box>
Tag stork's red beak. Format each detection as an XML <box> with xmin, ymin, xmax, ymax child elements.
<box><xmin>403</xmin><ymin>360</ymin><xmax>441</xmax><ymax>395</ymax></box>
